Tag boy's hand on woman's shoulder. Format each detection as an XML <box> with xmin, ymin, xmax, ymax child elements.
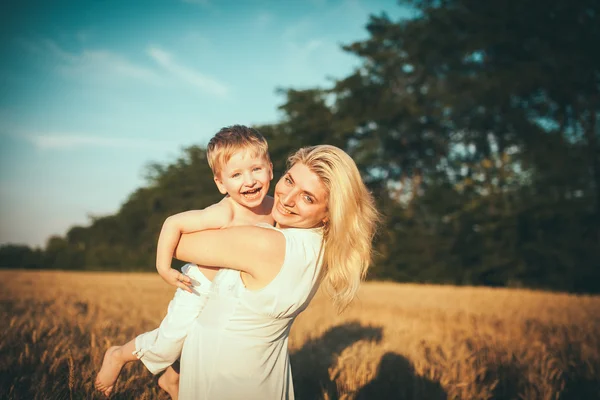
<box><xmin>159</xmin><ymin>267</ymin><xmax>193</xmax><ymax>292</ymax></box>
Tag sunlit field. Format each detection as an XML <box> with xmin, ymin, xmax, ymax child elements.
<box><xmin>1</xmin><ymin>270</ymin><xmax>599</xmax><ymax>400</ymax></box>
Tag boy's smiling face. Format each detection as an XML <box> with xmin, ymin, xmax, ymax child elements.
<box><xmin>214</xmin><ymin>149</ymin><xmax>273</xmax><ymax>209</ymax></box>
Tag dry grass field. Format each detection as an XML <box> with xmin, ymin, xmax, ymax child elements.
<box><xmin>1</xmin><ymin>270</ymin><xmax>599</xmax><ymax>400</ymax></box>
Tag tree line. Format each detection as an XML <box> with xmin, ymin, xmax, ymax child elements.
<box><xmin>2</xmin><ymin>0</ymin><xmax>599</xmax><ymax>293</ymax></box>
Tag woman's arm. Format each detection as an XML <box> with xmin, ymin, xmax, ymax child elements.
<box><xmin>174</xmin><ymin>226</ymin><xmax>286</xmax><ymax>281</ymax></box>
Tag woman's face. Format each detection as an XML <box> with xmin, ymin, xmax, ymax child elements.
<box><xmin>272</xmin><ymin>162</ymin><xmax>328</xmax><ymax>229</ymax></box>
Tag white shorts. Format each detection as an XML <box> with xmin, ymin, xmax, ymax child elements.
<box><xmin>133</xmin><ymin>264</ymin><xmax>211</xmax><ymax>374</ymax></box>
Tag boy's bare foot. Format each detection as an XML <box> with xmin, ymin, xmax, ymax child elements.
<box><xmin>95</xmin><ymin>346</ymin><xmax>124</xmax><ymax>397</ymax></box>
<box><xmin>158</xmin><ymin>367</ymin><xmax>180</xmax><ymax>400</ymax></box>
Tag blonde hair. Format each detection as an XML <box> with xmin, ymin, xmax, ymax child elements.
<box><xmin>288</xmin><ymin>145</ymin><xmax>380</xmax><ymax>312</ymax></box>
<box><xmin>207</xmin><ymin>125</ymin><xmax>270</xmax><ymax>177</ymax></box>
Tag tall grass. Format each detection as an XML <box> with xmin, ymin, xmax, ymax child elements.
<box><xmin>1</xmin><ymin>270</ymin><xmax>599</xmax><ymax>399</ymax></box>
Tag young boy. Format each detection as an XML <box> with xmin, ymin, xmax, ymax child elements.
<box><xmin>95</xmin><ymin>125</ymin><xmax>275</xmax><ymax>398</ymax></box>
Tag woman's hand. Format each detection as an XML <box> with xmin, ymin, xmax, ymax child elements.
<box><xmin>159</xmin><ymin>267</ymin><xmax>193</xmax><ymax>293</ymax></box>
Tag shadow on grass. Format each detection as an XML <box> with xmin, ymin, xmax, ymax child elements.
<box><xmin>291</xmin><ymin>322</ymin><xmax>383</xmax><ymax>399</ymax></box>
<box><xmin>356</xmin><ymin>352</ymin><xmax>447</xmax><ymax>400</ymax></box>
<box><xmin>291</xmin><ymin>321</ymin><xmax>447</xmax><ymax>399</ymax></box>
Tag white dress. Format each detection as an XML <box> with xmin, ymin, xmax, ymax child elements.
<box><xmin>179</xmin><ymin>225</ymin><xmax>324</xmax><ymax>400</ymax></box>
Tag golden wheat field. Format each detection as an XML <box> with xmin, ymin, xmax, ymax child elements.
<box><xmin>1</xmin><ymin>270</ymin><xmax>599</xmax><ymax>400</ymax></box>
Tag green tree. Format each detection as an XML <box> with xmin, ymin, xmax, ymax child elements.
<box><xmin>0</xmin><ymin>245</ymin><xmax>44</xmax><ymax>269</ymax></box>
<box><xmin>329</xmin><ymin>0</ymin><xmax>599</xmax><ymax>288</ymax></box>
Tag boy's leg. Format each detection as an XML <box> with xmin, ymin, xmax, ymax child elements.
<box><xmin>158</xmin><ymin>362</ymin><xmax>180</xmax><ymax>400</ymax></box>
<box><xmin>95</xmin><ymin>339</ymin><xmax>138</xmax><ymax>396</ymax></box>
<box><xmin>135</xmin><ymin>267</ymin><xmax>209</xmax><ymax>371</ymax></box>
<box><xmin>95</xmin><ymin>264</ymin><xmax>208</xmax><ymax>396</ymax></box>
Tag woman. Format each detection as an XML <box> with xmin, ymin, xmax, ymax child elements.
<box><xmin>172</xmin><ymin>144</ymin><xmax>379</xmax><ymax>399</ymax></box>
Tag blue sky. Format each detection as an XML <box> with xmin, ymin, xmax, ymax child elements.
<box><xmin>0</xmin><ymin>0</ymin><xmax>410</xmax><ymax>247</ymax></box>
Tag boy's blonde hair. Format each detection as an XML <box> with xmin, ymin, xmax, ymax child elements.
<box><xmin>207</xmin><ymin>125</ymin><xmax>270</xmax><ymax>177</ymax></box>
<box><xmin>287</xmin><ymin>145</ymin><xmax>380</xmax><ymax>312</ymax></box>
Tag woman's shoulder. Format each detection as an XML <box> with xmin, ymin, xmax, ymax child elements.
<box><xmin>250</xmin><ymin>225</ymin><xmax>323</xmax><ymax>257</ymax></box>
<box><xmin>258</xmin><ymin>225</ymin><xmax>322</xmax><ymax>241</ymax></box>
<box><xmin>284</xmin><ymin>226</ymin><xmax>324</xmax><ymax>240</ymax></box>
<box><xmin>281</xmin><ymin>227</ymin><xmax>324</xmax><ymax>261</ymax></box>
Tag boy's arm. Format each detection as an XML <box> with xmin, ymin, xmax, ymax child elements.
<box><xmin>156</xmin><ymin>201</ymin><xmax>233</xmax><ymax>290</ymax></box>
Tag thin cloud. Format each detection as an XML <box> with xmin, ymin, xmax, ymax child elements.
<box><xmin>284</xmin><ymin>39</ymin><xmax>325</xmax><ymax>61</ymax></box>
<box><xmin>26</xmin><ymin>134</ymin><xmax>170</xmax><ymax>151</ymax></box>
<box><xmin>304</xmin><ymin>39</ymin><xmax>323</xmax><ymax>53</ymax></box>
<box><xmin>255</xmin><ymin>12</ymin><xmax>273</xmax><ymax>29</ymax></box>
<box><xmin>181</xmin><ymin>0</ymin><xmax>210</xmax><ymax>5</ymax></box>
<box><xmin>61</xmin><ymin>49</ymin><xmax>161</xmax><ymax>85</ymax></box>
<box><xmin>147</xmin><ymin>46</ymin><xmax>229</xmax><ymax>98</ymax></box>
<box><xmin>24</xmin><ymin>39</ymin><xmax>162</xmax><ymax>85</ymax></box>
<box><xmin>75</xmin><ymin>30</ymin><xmax>92</xmax><ymax>43</ymax></box>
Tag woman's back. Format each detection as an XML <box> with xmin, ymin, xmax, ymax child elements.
<box><xmin>179</xmin><ymin>226</ymin><xmax>324</xmax><ymax>400</ymax></box>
